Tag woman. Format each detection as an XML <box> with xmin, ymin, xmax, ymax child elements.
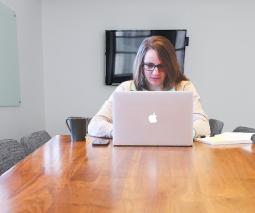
<box><xmin>88</xmin><ymin>36</ymin><xmax>210</xmax><ymax>138</ymax></box>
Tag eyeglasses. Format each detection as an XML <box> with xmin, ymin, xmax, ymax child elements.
<box><xmin>143</xmin><ymin>63</ymin><xmax>165</xmax><ymax>72</ymax></box>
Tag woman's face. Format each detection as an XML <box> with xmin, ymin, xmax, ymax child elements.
<box><xmin>143</xmin><ymin>49</ymin><xmax>166</xmax><ymax>91</ymax></box>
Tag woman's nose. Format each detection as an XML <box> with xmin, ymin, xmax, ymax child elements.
<box><xmin>151</xmin><ymin>67</ymin><xmax>160</xmax><ymax>75</ymax></box>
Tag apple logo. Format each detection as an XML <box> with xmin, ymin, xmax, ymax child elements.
<box><xmin>148</xmin><ymin>112</ymin><xmax>157</xmax><ymax>124</ymax></box>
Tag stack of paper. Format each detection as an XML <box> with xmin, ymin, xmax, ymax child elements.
<box><xmin>196</xmin><ymin>132</ymin><xmax>254</xmax><ymax>145</ymax></box>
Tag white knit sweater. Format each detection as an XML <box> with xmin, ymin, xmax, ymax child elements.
<box><xmin>88</xmin><ymin>80</ymin><xmax>210</xmax><ymax>138</ymax></box>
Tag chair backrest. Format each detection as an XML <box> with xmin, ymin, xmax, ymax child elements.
<box><xmin>20</xmin><ymin>130</ymin><xmax>51</xmax><ymax>156</ymax></box>
<box><xmin>0</xmin><ymin>139</ymin><xmax>26</xmax><ymax>175</ymax></box>
<box><xmin>233</xmin><ymin>126</ymin><xmax>255</xmax><ymax>133</ymax></box>
<box><xmin>209</xmin><ymin>119</ymin><xmax>224</xmax><ymax>136</ymax></box>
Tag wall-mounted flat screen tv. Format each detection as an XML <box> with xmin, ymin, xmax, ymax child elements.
<box><xmin>105</xmin><ymin>29</ymin><xmax>189</xmax><ymax>85</ymax></box>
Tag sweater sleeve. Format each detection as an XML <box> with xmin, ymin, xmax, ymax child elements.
<box><xmin>88</xmin><ymin>81</ymin><xmax>131</xmax><ymax>138</ymax></box>
<box><xmin>181</xmin><ymin>81</ymin><xmax>211</xmax><ymax>138</ymax></box>
<box><xmin>87</xmin><ymin>102</ymin><xmax>113</xmax><ymax>138</ymax></box>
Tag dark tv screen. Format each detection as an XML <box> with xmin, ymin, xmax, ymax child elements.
<box><xmin>105</xmin><ymin>30</ymin><xmax>189</xmax><ymax>85</ymax></box>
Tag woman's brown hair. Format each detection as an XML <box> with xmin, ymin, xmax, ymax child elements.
<box><xmin>133</xmin><ymin>36</ymin><xmax>188</xmax><ymax>90</ymax></box>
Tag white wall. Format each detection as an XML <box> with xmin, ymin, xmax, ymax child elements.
<box><xmin>40</xmin><ymin>0</ymin><xmax>254</xmax><ymax>135</ymax></box>
<box><xmin>0</xmin><ymin>0</ymin><xmax>44</xmax><ymax>140</ymax></box>
<box><xmin>2</xmin><ymin>1</ymin><xmax>253</xmax><ymax>140</ymax></box>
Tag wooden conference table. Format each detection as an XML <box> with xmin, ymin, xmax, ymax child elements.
<box><xmin>1</xmin><ymin>135</ymin><xmax>255</xmax><ymax>213</ymax></box>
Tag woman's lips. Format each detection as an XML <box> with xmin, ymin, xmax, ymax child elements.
<box><xmin>150</xmin><ymin>77</ymin><xmax>161</xmax><ymax>80</ymax></box>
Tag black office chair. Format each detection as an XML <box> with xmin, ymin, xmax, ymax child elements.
<box><xmin>233</xmin><ymin>126</ymin><xmax>255</xmax><ymax>133</ymax></box>
<box><xmin>0</xmin><ymin>139</ymin><xmax>26</xmax><ymax>175</ymax></box>
<box><xmin>20</xmin><ymin>130</ymin><xmax>51</xmax><ymax>156</ymax></box>
<box><xmin>209</xmin><ymin>119</ymin><xmax>224</xmax><ymax>136</ymax></box>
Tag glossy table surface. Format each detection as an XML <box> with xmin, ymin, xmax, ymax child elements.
<box><xmin>1</xmin><ymin>135</ymin><xmax>255</xmax><ymax>213</ymax></box>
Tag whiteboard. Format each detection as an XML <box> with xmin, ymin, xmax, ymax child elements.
<box><xmin>0</xmin><ymin>2</ymin><xmax>20</xmax><ymax>106</ymax></box>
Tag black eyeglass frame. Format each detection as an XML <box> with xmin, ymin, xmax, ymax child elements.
<box><xmin>143</xmin><ymin>63</ymin><xmax>166</xmax><ymax>72</ymax></box>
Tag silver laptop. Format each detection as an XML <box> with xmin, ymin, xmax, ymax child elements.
<box><xmin>112</xmin><ymin>91</ymin><xmax>193</xmax><ymax>146</ymax></box>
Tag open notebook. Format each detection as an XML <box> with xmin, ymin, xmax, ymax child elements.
<box><xmin>196</xmin><ymin>132</ymin><xmax>255</xmax><ymax>145</ymax></box>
